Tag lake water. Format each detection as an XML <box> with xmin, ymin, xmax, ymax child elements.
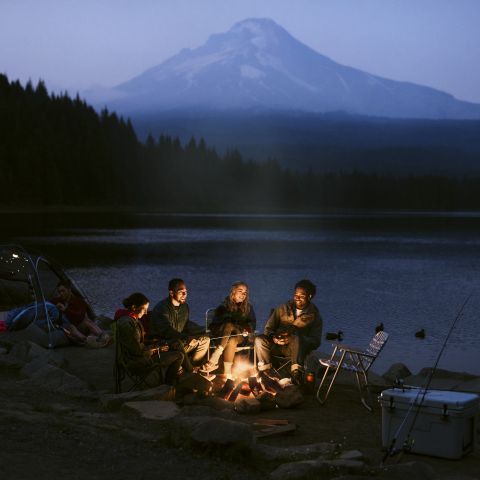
<box><xmin>7</xmin><ymin>212</ymin><xmax>480</xmax><ymax>376</ymax></box>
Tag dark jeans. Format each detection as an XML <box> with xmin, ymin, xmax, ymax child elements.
<box><xmin>153</xmin><ymin>350</ymin><xmax>184</xmax><ymax>385</ymax></box>
<box><xmin>254</xmin><ymin>334</ymin><xmax>317</xmax><ymax>371</ymax></box>
<box><xmin>170</xmin><ymin>336</ymin><xmax>210</xmax><ymax>372</ymax></box>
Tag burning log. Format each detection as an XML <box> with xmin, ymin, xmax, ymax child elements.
<box><xmin>228</xmin><ymin>381</ymin><xmax>248</xmax><ymax>402</ymax></box>
<box><xmin>248</xmin><ymin>376</ymin><xmax>263</xmax><ymax>396</ymax></box>
<box><xmin>260</xmin><ymin>374</ymin><xmax>284</xmax><ymax>394</ymax></box>
<box><xmin>218</xmin><ymin>378</ymin><xmax>236</xmax><ymax>400</ymax></box>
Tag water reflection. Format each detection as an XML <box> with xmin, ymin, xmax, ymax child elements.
<box><xmin>9</xmin><ymin>213</ymin><xmax>480</xmax><ymax>376</ymax></box>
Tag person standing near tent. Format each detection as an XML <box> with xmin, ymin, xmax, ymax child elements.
<box><xmin>148</xmin><ymin>278</ymin><xmax>210</xmax><ymax>372</ymax></box>
<box><xmin>254</xmin><ymin>279</ymin><xmax>322</xmax><ymax>386</ymax></box>
<box><xmin>52</xmin><ymin>279</ymin><xmax>110</xmax><ymax>347</ymax></box>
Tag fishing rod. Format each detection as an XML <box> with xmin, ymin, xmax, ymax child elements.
<box><xmin>382</xmin><ymin>293</ymin><xmax>472</xmax><ymax>464</ymax></box>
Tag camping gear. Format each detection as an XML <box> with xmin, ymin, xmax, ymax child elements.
<box><xmin>113</xmin><ymin>335</ymin><xmax>163</xmax><ymax>393</ymax></box>
<box><xmin>0</xmin><ymin>243</ymin><xmax>96</xmax><ymax>347</ymax></box>
<box><xmin>304</xmin><ymin>371</ymin><xmax>316</xmax><ymax>394</ymax></box>
<box><xmin>316</xmin><ymin>330</ymin><xmax>389</xmax><ymax>411</ymax></box>
<box><xmin>380</xmin><ymin>387</ymin><xmax>479</xmax><ymax>459</ymax></box>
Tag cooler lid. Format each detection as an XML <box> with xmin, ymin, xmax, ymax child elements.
<box><xmin>380</xmin><ymin>388</ymin><xmax>479</xmax><ymax>412</ymax></box>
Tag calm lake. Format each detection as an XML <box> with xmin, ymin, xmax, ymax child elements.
<box><xmin>5</xmin><ymin>211</ymin><xmax>480</xmax><ymax>376</ymax></box>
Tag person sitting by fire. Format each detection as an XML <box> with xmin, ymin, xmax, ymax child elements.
<box><xmin>115</xmin><ymin>292</ymin><xmax>184</xmax><ymax>386</ymax></box>
<box><xmin>148</xmin><ymin>278</ymin><xmax>211</xmax><ymax>374</ymax></box>
<box><xmin>254</xmin><ymin>279</ymin><xmax>322</xmax><ymax>386</ymax></box>
<box><xmin>204</xmin><ymin>281</ymin><xmax>256</xmax><ymax>377</ymax></box>
<box><xmin>51</xmin><ymin>279</ymin><xmax>110</xmax><ymax>347</ymax></box>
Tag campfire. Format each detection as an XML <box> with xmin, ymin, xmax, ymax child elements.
<box><xmin>210</xmin><ymin>358</ymin><xmax>292</xmax><ymax>403</ymax></box>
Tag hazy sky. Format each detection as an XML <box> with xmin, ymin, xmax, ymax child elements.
<box><xmin>1</xmin><ymin>0</ymin><xmax>480</xmax><ymax>103</ymax></box>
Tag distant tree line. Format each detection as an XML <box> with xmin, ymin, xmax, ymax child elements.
<box><xmin>133</xmin><ymin>110</ymin><xmax>480</xmax><ymax>176</ymax></box>
<box><xmin>1</xmin><ymin>73</ymin><xmax>480</xmax><ymax>211</ymax></box>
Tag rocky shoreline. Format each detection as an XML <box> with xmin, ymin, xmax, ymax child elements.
<box><xmin>0</xmin><ymin>339</ymin><xmax>479</xmax><ymax>480</ymax></box>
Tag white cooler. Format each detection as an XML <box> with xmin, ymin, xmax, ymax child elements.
<box><xmin>380</xmin><ymin>387</ymin><xmax>479</xmax><ymax>459</ymax></box>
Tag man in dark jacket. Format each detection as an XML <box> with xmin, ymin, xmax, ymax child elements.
<box><xmin>255</xmin><ymin>279</ymin><xmax>322</xmax><ymax>385</ymax></box>
<box><xmin>149</xmin><ymin>278</ymin><xmax>210</xmax><ymax>371</ymax></box>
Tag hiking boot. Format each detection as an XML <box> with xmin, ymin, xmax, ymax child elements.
<box><xmin>96</xmin><ymin>332</ymin><xmax>111</xmax><ymax>347</ymax></box>
<box><xmin>291</xmin><ymin>369</ymin><xmax>304</xmax><ymax>386</ymax></box>
<box><xmin>85</xmin><ymin>335</ymin><xmax>104</xmax><ymax>348</ymax></box>
<box><xmin>98</xmin><ymin>332</ymin><xmax>112</xmax><ymax>346</ymax></box>
<box><xmin>198</xmin><ymin>360</ymin><xmax>218</xmax><ymax>373</ymax></box>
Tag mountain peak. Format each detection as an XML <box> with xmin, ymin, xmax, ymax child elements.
<box><xmin>229</xmin><ymin>17</ymin><xmax>287</xmax><ymax>38</ymax></box>
<box><xmin>87</xmin><ymin>18</ymin><xmax>480</xmax><ymax>120</ymax></box>
<box><xmin>204</xmin><ymin>17</ymin><xmax>294</xmax><ymax>56</ymax></box>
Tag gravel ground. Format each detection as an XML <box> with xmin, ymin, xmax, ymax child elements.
<box><xmin>1</xmin><ymin>343</ymin><xmax>479</xmax><ymax>479</ymax></box>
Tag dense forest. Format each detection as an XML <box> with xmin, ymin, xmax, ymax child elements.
<box><xmin>134</xmin><ymin>110</ymin><xmax>480</xmax><ymax>176</ymax></box>
<box><xmin>1</xmin><ymin>73</ymin><xmax>480</xmax><ymax>211</ymax></box>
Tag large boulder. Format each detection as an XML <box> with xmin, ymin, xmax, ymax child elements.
<box><xmin>179</xmin><ymin>404</ymin><xmax>237</xmax><ymax>421</ymax></box>
<box><xmin>375</xmin><ymin>461</ymin><xmax>437</xmax><ymax>480</ymax></box>
<box><xmin>0</xmin><ymin>350</ymin><xmax>25</xmax><ymax>370</ymax></box>
<box><xmin>382</xmin><ymin>363</ymin><xmax>412</xmax><ymax>384</ymax></box>
<box><xmin>182</xmin><ymin>392</ymin><xmax>235</xmax><ymax>411</ymax></box>
<box><xmin>256</xmin><ymin>391</ymin><xmax>277</xmax><ymax>410</ymax></box>
<box><xmin>123</xmin><ymin>400</ymin><xmax>180</xmax><ymax>420</ymax></box>
<box><xmin>255</xmin><ymin>442</ymin><xmax>336</xmax><ymax>463</ymax></box>
<box><xmin>1</xmin><ymin>323</ymin><xmax>69</xmax><ymax>348</ymax></box>
<box><xmin>10</xmin><ymin>341</ymin><xmax>66</xmax><ymax>370</ymax></box>
<box><xmin>234</xmin><ymin>397</ymin><xmax>262</xmax><ymax>414</ymax></box>
<box><xmin>17</xmin><ymin>363</ymin><xmax>93</xmax><ymax>398</ymax></box>
<box><xmin>169</xmin><ymin>415</ymin><xmax>255</xmax><ymax>453</ymax></box>
<box><xmin>404</xmin><ymin>368</ymin><xmax>479</xmax><ymax>391</ymax></box>
<box><xmin>275</xmin><ymin>385</ymin><xmax>304</xmax><ymax>408</ymax></box>
<box><xmin>100</xmin><ymin>385</ymin><xmax>175</xmax><ymax>410</ymax></box>
<box><xmin>270</xmin><ymin>458</ymin><xmax>365</xmax><ymax>480</ymax></box>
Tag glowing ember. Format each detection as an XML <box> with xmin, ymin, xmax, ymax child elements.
<box><xmin>231</xmin><ymin>358</ymin><xmax>256</xmax><ymax>381</ymax></box>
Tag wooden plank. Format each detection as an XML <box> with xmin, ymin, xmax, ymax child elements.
<box><xmin>254</xmin><ymin>423</ymin><xmax>297</xmax><ymax>438</ymax></box>
<box><xmin>254</xmin><ymin>418</ymin><xmax>289</xmax><ymax>426</ymax></box>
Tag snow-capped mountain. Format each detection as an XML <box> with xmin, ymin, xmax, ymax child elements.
<box><xmin>85</xmin><ymin>18</ymin><xmax>480</xmax><ymax>119</ymax></box>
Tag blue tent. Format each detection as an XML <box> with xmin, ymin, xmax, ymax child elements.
<box><xmin>0</xmin><ymin>244</ymin><xmax>95</xmax><ymax>348</ymax></box>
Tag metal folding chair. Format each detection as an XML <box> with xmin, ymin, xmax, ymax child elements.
<box><xmin>113</xmin><ymin>321</ymin><xmax>163</xmax><ymax>394</ymax></box>
<box><xmin>270</xmin><ymin>355</ymin><xmax>292</xmax><ymax>378</ymax></box>
<box><xmin>316</xmin><ymin>330</ymin><xmax>389</xmax><ymax>411</ymax></box>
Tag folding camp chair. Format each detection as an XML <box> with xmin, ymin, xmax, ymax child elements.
<box><xmin>316</xmin><ymin>330</ymin><xmax>389</xmax><ymax>411</ymax></box>
<box><xmin>205</xmin><ymin>307</ymin><xmax>256</xmax><ymax>369</ymax></box>
<box><xmin>270</xmin><ymin>355</ymin><xmax>292</xmax><ymax>378</ymax></box>
<box><xmin>271</xmin><ymin>349</ymin><xmax>319</xmax><ymax>380</ymax></box>
<box><xmin>113</xmin><ymin>322</ymin><xmax>163</xmax><ymax>394</ymax></box>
